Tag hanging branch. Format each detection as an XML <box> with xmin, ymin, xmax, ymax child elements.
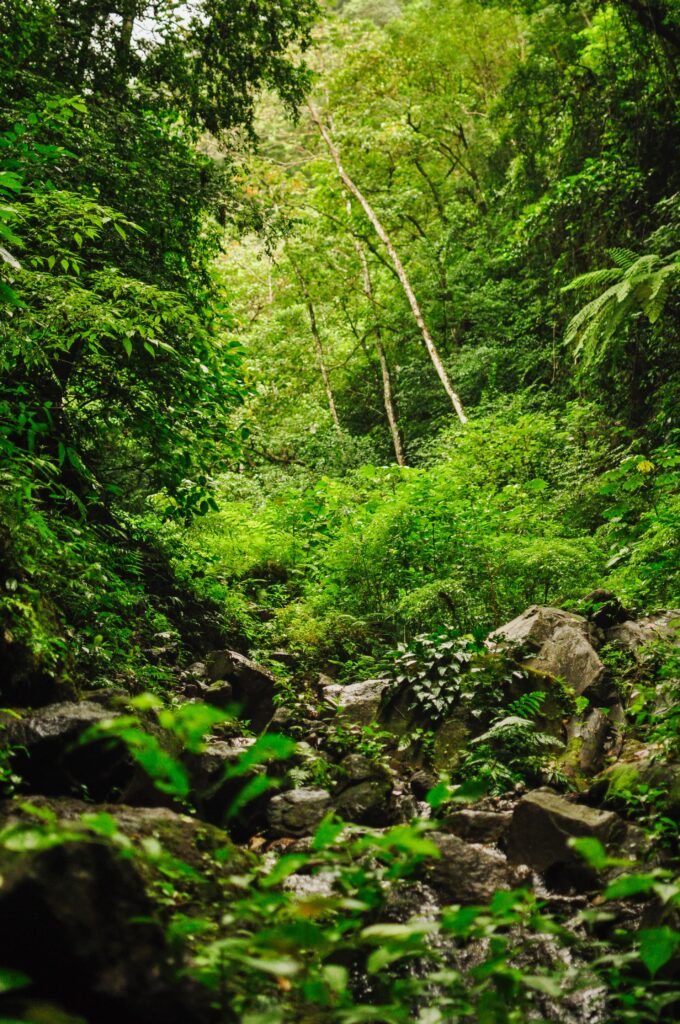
<box><xmin>308</xmin><ymin>102</ymin><xmax>467</xmax><ymax>425</ymax></box>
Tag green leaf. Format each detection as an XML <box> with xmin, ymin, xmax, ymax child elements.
<box><xmin>0</xmin><ymin>968</ymin><xmax>31</xmax><ymax>993</ymax></box>
<box><xmin>239</xmin><ymin>955</ymin><xmax>300</xmax><ymax>977</ymax></box>
<box><xmin>604</xmin><ymin>873</ymin><xmax>658</xmax><ymax>900</ymax></box>
<box><xmin>523</xmin><ymin>974</ymin><xmax>563</xmax><ymax>997</ymax></box>
<box><xmin>570</xmin><ymin>837</ymin><xmax>608</xmax><ymax>870</ymax></box>
<box><xmin>312</xmin><ymin>813</ymin><xmax>345</xmax><ymax>850</ymax></box>
<box><xmin>260</xmin><ymin>853</ymin><xmax>310</xmax><ymax>888</ymax></box>
<box><xmin>638</xmin><ymin>927</ymin><xmax>680</xmax><ymax>977</ymax></box>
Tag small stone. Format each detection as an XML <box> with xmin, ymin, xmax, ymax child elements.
<box><xmin>335</xmin><ymin>778</ymin><xmax>392</xmax><ymax>826</ymax></box>
<box><xmin>447</xmin><ymin>809</ymin><xmax>513</xmax><ymax>845</ymax></box>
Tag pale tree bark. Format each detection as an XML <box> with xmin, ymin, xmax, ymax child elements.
<box><xmin>347</xmin><ymin>202</ymin><xmax>406</xmax><ymax>466</ymax></box>
<box><xmin>309</xmin><ymin>103</ymin><xmax>467</xmax><ymax>425</ymax></box>
<box><xmin>289</xmin><ymin>256</ymin><xmax>343</xmax><ymax>438</ymax></box>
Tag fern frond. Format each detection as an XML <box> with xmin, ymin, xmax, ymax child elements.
<box><xmin>564</xmin><ymin>248</ymin><xmax>680</xmax><ymax>367</ymax></box>
<box><xmin>564</xmin><ymin>284</ymin><xmax>619</xmax><ymax>350</ymax></box>
<box><xmin>607</xmin><ymin>247</ymin><xmax>639</xmax><ymax>269</ymax></box>
<box><xmin>623</xmin><ymin>254</ymin><xmax>659</xmax><ymax>279</ymax></box>
<box><xmin>561</xmin><ymin>267</ymin><xmax>622</xmax><ymax>293</ymax></box>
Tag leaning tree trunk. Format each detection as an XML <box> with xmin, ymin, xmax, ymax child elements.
<box><xmin>289</xmin><ymin>256</ymin><xmax>343</xmax><ymax>438</ymax></box>
<box><xmin>309</xmin><ymin>103</ymin><xmax>467</xmax><ymax>425</ymax></box>
<box><xmin>348</xmin><ymin>207</ymin><xmax>406</xmax><ymax>466</ymax></box>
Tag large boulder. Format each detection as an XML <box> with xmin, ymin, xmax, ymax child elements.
<box><xmin>506</xmin><ymin>788</ymin><xmax>625</xmax><ymax>885</ymax></box>
<box><xmin>205</xmin><ymin>649</ymin><xmax>276</xmax><ymax>731</ymax></box>
<box><xmin>268</xmin><ymin>788</ymin><xmax>332</xmax><ymax>837</ymax></box>
<box><xmin>0</xmin><ymin>798</ymin><xmax>234</xmax><ymax>1023</ymax></box>
<box><xmin>1</xmin><ymin>702</ymin><xmax>132</xmax><ymax>800</ymax></box>
<box><xmin>423</xmin><ymin>831</ymin><xmax>528</xmax><ymax>903</ymax></box>
<box><xmin>493</xmin><ymin>605</ymin><xmax>605</xmax><ymax>697</ymax></box>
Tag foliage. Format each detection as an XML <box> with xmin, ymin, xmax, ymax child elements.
<box><xmin>564</xmin><ymin>245</ymin><xmax>680</xmax><ymax>368</ymax></box>
<box><xmin>385</xmin><ymin>628</ymin><xmax>485</xmax><ymax>723</ymax></box>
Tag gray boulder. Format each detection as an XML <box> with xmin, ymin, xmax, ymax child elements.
<box><xmin>1</xmin><ymin>701</ymin><xmax>130</xmax><ymax>800</ymax></box>
<box><xmin>328</xmin><ymin>678</ymin><xmax>389</xmax><ymax>725</ymax></box>
<box><xmin>205</xmin><ymin>649</ymin><xmax>277</xmax><ymax>731</ymax></box>
<box><xmin>423</xmin><ymin>831</ymin><xmax>528</xmax><ymax>903</ymax></box>
<box><xmin>607</xmin><ymin>610</ymin><xmax>680</xmax><ymax>654</ymax></box>
<box><xmin>335</xmin><ymin>778</ymin><xmax>393</xmax><ymax>827</ymax></box>
<box><xmin>507</xmin><ymin>788</ymin><xmax>625</xmax><ymax>881</ymax></box>
<box><xmin>268</xmin><ymin>787</ymin><xmax>332</xmax><ymax>837</ymax></box>
<box><xmin>493</xmin><ymin>605</ymin><xmax>605</xmax><ymax>696</ymax></box>
<box><xmin>562</xmin><ymin>708</ymin><xmax>611</xmax><ymax>779</ymax></box>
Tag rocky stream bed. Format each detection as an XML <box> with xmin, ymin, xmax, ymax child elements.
<box><xmin>1</xmin><ymin>597</ymin><xmax>679</xmax><ymax>1022</ymax></box>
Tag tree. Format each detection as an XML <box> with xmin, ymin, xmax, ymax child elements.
<box><xmin>308</xmin><ymin>102</ymin><xmax>468</xmax><ymax>425</ymax></box>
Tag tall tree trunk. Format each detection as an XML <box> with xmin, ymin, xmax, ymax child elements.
<box><xmin>289</xmin><ymin>256</ymin><xmax>343</xmax><ymax>438</ymax></box>
<box><xmin>348</xmin><ymin>205</ymin><xmax>406</xmax><ymax>466</ymax></box>
<box><xmin>310</xmin><ymin>103</ymin><xmax>467</xmax><ymax>425</ymax></box>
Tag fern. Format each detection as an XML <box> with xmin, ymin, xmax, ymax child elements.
<box><xmin>562</xmin><ymin>248</ymin><xmax>680</xmax><ymax>367</ymax></box>
<box><xmin>507</xmin><ymin>691</ymin><xmax>545</xmax><ymax>720</ymax></box>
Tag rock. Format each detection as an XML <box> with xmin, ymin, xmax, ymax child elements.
<box><xmin>191</xmin><ymin>736</ymin><xmax>256</xmax><ymax>779</ymax></box>
<box><xmin>447</xmin><ymin>809</ymin><xmax>513</xmax><ymax>845</ymax></box>
<box><xmin>335</xmin><ymin>779</ymin><xmax>393</xmax><ymax>826</ymax></box>
<box><xmin>606</xmin><ymin>702</ymin><xmax>626</xmax><ymax>760</ymax></box>
<box><xmin>1</xmin><ymin>702</ymin><xmax>131</xmax><ymax>801</ymax></box>
<box><xmin>0</xmin><ymin>795</ymin><xmax>250</xmax><ymax>876</ymax></box>
<box><xmin>431</xmin><ymin>712</ymin><xmax>472</xmax><ymax>771</ymax></box>
<box><xmin>269</xmin><ymin>705</ymin><xmax>296</xmax><ymax>730</ymax></box>
<box><xmin>590</xmin><ymin>755</ymin><xmax>680</xmax><ymax>817</ymax></box>
<box><xmin>202</xmin><ymin>679</ymin><xmax>234</xmax><ymax>708</ymax></box>
<box><xmin>607</xmin><ymin>610</ymin><xmax>680</xmax><ymax>654</ymax></box>
<box><xmin>581</xmin><ymin>589</ymin><xmax>632</xmax><ymax>629</ymax></box>
<box><xmin>493</xmin><ymin>605</ymin><xmax>605</xmax><ymax>697</ymax></box>
<box><xmin>423</xmin><ymin>831</ymin><xmax>528</xmax><ymax>903</ymax></box>
<box><xmin>204</xmin><ymin>649</ymin><xmax>276</xmax><ymax>731</ymax></box>
<box><xmin>0</xmin><ymin>798</ymin><xmax>221</xmax><ymax>1022</ymax></box>
<box><xmin>185</xmin><ymin>737</ymin><xmax>274</xmax><ymax>837</ymax></box>
<box><xmin>268</xmin><ymin>788</ymin><xmax>332</xmax><ymax>837</ymax></box>
<box><xmin>506</xmin><ymin>788</ymin><xmax>625</xmax><ymax>886</ymax></box>
<box><xmin>339</xmin><ymin>753</ymin><xmax>391</xmax><ymax>783</ymax></box>
<box><xmin>410</xmin><ymin>769</ymin><xmax>439</xmax><ymax>801</ymax></box>
<box><xmin>562</xmin><ymin>708</ymin><xmax>611</xmax><ymax>779</ymax></box>
<box><xmin>331</xmin><ymin>678</ymin><xmax>388</xmax><ymax>725</ymax></box>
